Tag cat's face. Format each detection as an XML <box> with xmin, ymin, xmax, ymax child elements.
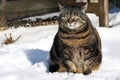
<box><xmin>59</xmin><ymin>3</ymin><xmax>88</xmax><ymax>29</ymax></box>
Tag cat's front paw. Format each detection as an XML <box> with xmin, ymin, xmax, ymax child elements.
<box><xmin>63</xmin><ymin>60</ymin><xmax>77</xmax><ymax>73</ymax></box>
<box><xmin>83</xmin><ymin>69</ymin><xmax>91</xmax><ymax>75</ymax></box>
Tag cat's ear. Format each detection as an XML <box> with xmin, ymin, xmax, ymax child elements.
<box><xmin>58</xmin><ymin>3</ymin><xmax>64</xmax><ymax>11</ymax></box>
<box><xmin>81</xmin><ymin>3</ymin><xmax>88</xmax><ymax>13</ymax></box>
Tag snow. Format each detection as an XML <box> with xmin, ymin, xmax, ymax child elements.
<box><xmin>0</xmin><ymin>9</ymin><xmax>120</xmax><ymax>80</ymax></box>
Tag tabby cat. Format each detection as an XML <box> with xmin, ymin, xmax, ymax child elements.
<box><xmin>49</xmin><ymin>3</ymin><xmax>102</xmax><ymax>75</ymax></box>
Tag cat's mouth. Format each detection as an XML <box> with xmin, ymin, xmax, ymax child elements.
<box><xmin>67</xmin><ymin>26</ymin><xmax>77</xmax><ymax>29</ymax></box>
<box><xmin>67</xmin><ymin>22</ymin><xmax>84</xmax><ymax>29</ymax></box>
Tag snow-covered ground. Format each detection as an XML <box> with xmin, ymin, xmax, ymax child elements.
<box><xmin>0</xmin><ymin>9</ymin><xmax>120</xmax><ymax>80</ymax></box>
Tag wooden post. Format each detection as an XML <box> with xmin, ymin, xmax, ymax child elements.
<box><xmin>98</xmin><ymin>0</ymin><xmax>109</xmax><ymax>27</ymax></box>
<box><xmin>1</xmin><ymin>0</ymin><xmax>6</xmax><ymax>27</ymax></box>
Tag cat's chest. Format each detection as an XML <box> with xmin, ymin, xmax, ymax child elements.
<box><xmin>59</xmin><ymin>34</ymin><xmax>91</xmax><ymax>47</ymax></box>
<box><xmin>58</xmin><ymin>27</ymin><xmax>93</xmax><ymax>47</ymax></box>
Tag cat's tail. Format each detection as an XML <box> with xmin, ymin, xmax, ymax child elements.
<box><xmin>49</xmin><ymin>64</ymin><xmax>60</xmax><ymax>73</ymax></box>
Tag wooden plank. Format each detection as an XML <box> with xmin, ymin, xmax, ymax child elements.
<box><xmin>1</xmin><ymin>0</ymin><xmax>6</xmax><ymax>27</ymax></box>
<box><xmin>82</xmin><ymin>0</ymin><xmax>98</xmax><ymax>3</ymax></box>
<box><xmin>98</xmin><ymin>0</ymin><xmax>109</xmax><ymax>27</ymax></box>
<box><xmin>90</xmin><ymin>0</ymin><xmax>98</xmax><ymax>3</ymax></box>
<box><xmin>87</xmin><ymin>3</ymin><xmax>98</xmax><ymax>15</ymax></box>
<box><xmin>57</xmin><ymin>0</ymin><xmax>76</xmax><ymax>5</ymax></box>
<box><xmin>5</xmin><ymin>0</ymin><xmax>76</xmax><ymax>21</ymax></box>
<box><xmin>6</xmin><ymin>7</ymin><xmax>59</xmax><ymax>21</ymax></box>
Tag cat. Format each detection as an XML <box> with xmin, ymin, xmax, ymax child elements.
<box><xmin>49</xmin><ymin>3</ymin><xmax>102</xmax><ymax>75</ymax></box>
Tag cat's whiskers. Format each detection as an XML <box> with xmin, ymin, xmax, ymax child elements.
<box><xmin>67</xmin><ymin>21</ymin><xmax>85</xmax><ymax>29</ymax></box>
<box><xmin>67</xmin><ymin>22</ymin><xmax>76</xmax><ymax>29</ymax></box>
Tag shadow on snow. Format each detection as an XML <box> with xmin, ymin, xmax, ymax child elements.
<box><xmin>24</xmin><ymin>49</ymin><xmax>50</xmax><ymax>65</ymax></box>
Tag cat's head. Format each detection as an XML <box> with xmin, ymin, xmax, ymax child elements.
<box><xmin>58</xmin><ymin>3</ymin><xmax>88</xmax><ymax>29</ymax></box>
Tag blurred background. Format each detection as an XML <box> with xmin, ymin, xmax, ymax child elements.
<box><xmin>0</xmin><ymin>0</ymin><xmax>119</xmax><ymax>28</ymax></box>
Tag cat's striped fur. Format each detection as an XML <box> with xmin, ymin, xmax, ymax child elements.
<box><xmin>49</xmin><ymin>3</ymin><xmax>102</xmax><ymax>75</ymax></box>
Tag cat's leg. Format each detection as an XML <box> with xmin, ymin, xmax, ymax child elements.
<box><xmin>83</xmin><ymin>60</ymin><xmax>92</xmax><ymax>75</ymax></box>
<box><xmin>62</xmin><ymin>60</ymin><xmax>77</xmax><ymax>73</ymax></box>
<box><xmin>76</xmin><ymin>68</ymin><xmax>83</xmax><ymax>73</ymax></box>
<box><xmin>76</xmin><ymin>60</ymin><xmax>84</xmax><ymax>73</ymax></box>
<box><xmin>83</xmin><ymin>54</ymin><xmax>102</xmax><ymax>75</ymax></box>
<box><xmin>58</xmin><ymin>64</ymin><xmax>67</xmax><ymax>72</ymax></box>
<box><xmin>79</xmin><ymin>48</ymin><xmax>92</xmax><ymax>75</ymax></box>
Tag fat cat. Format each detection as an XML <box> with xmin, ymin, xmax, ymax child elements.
<box><xmin>49</xmin><ymin>3</ymin><xmax>102</xmax><ymax>75</ymax></box>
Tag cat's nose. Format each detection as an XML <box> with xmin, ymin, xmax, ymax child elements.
<box><xmin>68</xmin><ymin>19</ymin><xmax>72</xmax><ymax>24</ymax></box>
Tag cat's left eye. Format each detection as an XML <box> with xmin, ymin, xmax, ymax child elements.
<box><xmin>61</xmin><ymin>17</ymin><xmax>67</xmax><ymax>20</ymax></box>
